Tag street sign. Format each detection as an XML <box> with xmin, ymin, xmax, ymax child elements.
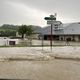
<box><xmin>44</xmin><ymin>14</ymin><xmax>57</xmax><ymax>52</ymax></box>
<box><xmin>47</xmin><ymin>20</ymin><xmax>53</xmax><ymax>24</ymax></box>
<box><xmin>47</xmin><ymin>20</ymin><xmax>62</xmax><ymax>25</ymax></box>
<box><xmin>53</xmin><ymin>21</ymin><xmax>62</xmax><ymax>25</ymax></box>
<box><xmin>44</xmin><ymin>17</ymin><xmax>56</xmax><ymax>20</ymax></box>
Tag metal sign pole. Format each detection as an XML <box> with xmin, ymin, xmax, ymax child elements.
<box><xmin>50</xmin><ymin>23</ymin><xmax>53</xmax><ymax>52</ymax></box>
<box><xmin>44</xmin><ymin>14</ymin><xmax>56</xmax><ymax>52</ymax></box>
<box><xmin>42</xmin><ymin>35</ymin><xmax>44</xmax><ymax>51</ymax></box>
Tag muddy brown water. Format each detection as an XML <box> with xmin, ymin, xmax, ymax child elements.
<box><xmin>0</xmin><ymin>59</ymin><xmax>80</xmax><ymax>80</ymax></box>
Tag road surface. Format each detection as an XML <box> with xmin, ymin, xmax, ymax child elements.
<box><xmin>0</xmin><ymin>59</ymin><xmax>80</xmax><ymax>80</ymax></box>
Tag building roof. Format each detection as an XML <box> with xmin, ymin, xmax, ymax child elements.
<box><xmin>42</xmin><ymin>22</ymin><xmax>80</xmax><ymax>35</ymax></box>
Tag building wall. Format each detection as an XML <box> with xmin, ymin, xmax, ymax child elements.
<box><xmin>59</xmin><ymin>36</ymin><xmax>73</xmax><ymax>41</ymax></box>
<box><xmin>74</xmin><ymin>36</ymin><xmax>79</xmax><ymax>41</ymax></box>
<box><xmin>43</xmin><ymin>35</ymin><xmax>80</xmax><ymax>42</ymax></box>
<box><xmin>59</xmin><ymin>35</ymin><xmax>80</xmax><ymax>41</ymax></box>
<box><xmin>0</xmin><ymin>37</ymin><xmax>20</xmax><ymax>46</ymax></box>
<box><xmin>32</xmin><ymin>33</ymin><xmax>40</xmax><ymax>39</ymax></box>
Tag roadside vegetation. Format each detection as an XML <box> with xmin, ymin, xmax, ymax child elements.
<box><xmin>0</xmin><ymin>24</ymin><xmax>41</xmax><ymax>38</ymax></box>
<box><xmin>0</xmin><ymin>24</ymin><xmax>18</xmax><ymax>37</ymax></box>
<box><xmin>0</xmin><ymin>24</ymin><xmax>38</xmax><ymax>47</ymax></box>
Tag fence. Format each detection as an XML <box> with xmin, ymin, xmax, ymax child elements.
<box><xmin>31</xmin><ymin>40</ymin><xmax>80</xmax><ymax>46</ymax></box>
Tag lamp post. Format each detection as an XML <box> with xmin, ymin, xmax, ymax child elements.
<box><xmin>44</xmin><ymin>15</ymin><xmax>56</xmax><ymax>52</ymax></box>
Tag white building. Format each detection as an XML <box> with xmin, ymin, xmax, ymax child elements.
<box><xmin>0</xmin><ymin>37</ymin><xmax>19</xmax><ymax>46</ymax></box>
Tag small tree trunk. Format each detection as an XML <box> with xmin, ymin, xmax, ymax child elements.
<box><xmin>22</xmin><ymin>34</ymin><xmax>24</xmax><ymax>39</ymax></box>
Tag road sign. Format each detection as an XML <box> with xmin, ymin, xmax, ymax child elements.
<box><xmin>44</xmin><ymin>14</ymin><xmax>57</xmax><ymax>52</ymax></box>
<box><xmin>44</xmin><ymin>17</ymin><xmax>56</xmax><ymax>20</ymax></box>
<box><xmin>53</xmin><ymin>21</ymin><xmax>62</xmax><ymax>25</ymax></box>
<box><xmin>47</xmin><ymin>20</ymin><xmax>62</xmax><ymax>25</ymax></box>
<box><xmin>47</xmin><ymin>20</ymin><xmax>53</xmax><ymax>24</ymax></box>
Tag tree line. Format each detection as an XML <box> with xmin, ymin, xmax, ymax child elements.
<box><xmin>0</xmin><ymin>24</ymin><xmax>34</xmax><ymax>38</ymax></box>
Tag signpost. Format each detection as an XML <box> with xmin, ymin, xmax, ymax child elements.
<box><xmin>44</xmin><ymin>17</ymin><xmax>56</xmax><ymax>20</ymax></box>
<box><xmin>44</xmin><ymin>14</ymin><xmax>56</xmax><ymax>52</ymax></box>
<box><xmin>47</xmin><ymin>20</ymin><xmax>62</xmax><ymax>25</ymax></box>
<box><xmin>47</xmin><ymin>20</ymin><xmax>53</xmax><ymax>24</ymax></box>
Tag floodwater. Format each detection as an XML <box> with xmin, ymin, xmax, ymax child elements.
<box><xmin>0</xmin><ymin>59</ymin><xmax>80</xmax><ymax>80</ymax></box>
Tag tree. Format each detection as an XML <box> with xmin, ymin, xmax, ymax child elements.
<box><xmin>18</xmin><ymin>25</ymin><xmax>34</xmax><ymax>39</ymax></box>
<box><xmin>26</xmin><ymin>25</ymin><xmax>34</xmax><ymax>45</ymax></box>
<box><xmin>26</xmin><ymin>25</ymin><xmax>33</xmax><ymax>36</ymax></box>
<box><xmin>18</xmin><ymin>25</ymin><xmax>27</xmax><ymax>39</ymax></box>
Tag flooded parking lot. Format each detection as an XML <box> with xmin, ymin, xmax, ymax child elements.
<box><xmin>0</xmin><ymin>59</ymin><xmax>80</xmax><ymax>80</ymax></box>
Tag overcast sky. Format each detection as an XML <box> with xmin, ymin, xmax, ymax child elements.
<box><xmin>0</xmin><ymin>0</ymin><xmax>80</xmax><ymax>27</ymax></box>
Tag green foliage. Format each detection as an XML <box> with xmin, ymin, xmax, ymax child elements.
<box><xmin>26</xmin><ymin>25</ymin><xmax>34</xmax><ymax>36</ymax></box>
<box><xmin>0</xmin><ymin>24</ymin><xmax>17</xmax><ymax>37</ymax></box>
<box><xmin>18</xmin><ymin>25</ymin><xmax>27</xmax><ymax>34</ymax></box>
<box><xmin>0</xmin><ymin>24</ymin><xmax>41</xmax><ymax>38</ymax></box>
<box><xmin>18</xmin><ymin>25</ymin><xmax>34</xmax><ymax>39</ymax></box>
<box><xmin>0</xmin><ymin>30</ymin><xmax>16</xmax><ymax>37</ymax></box>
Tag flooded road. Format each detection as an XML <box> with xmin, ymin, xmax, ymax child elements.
<box><xmin>0</xmin><ymin>59</ymin><xmax>80</xmax><ymax>80</ymax></box>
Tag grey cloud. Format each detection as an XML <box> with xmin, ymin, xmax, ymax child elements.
<box><xmin>22</xmin><ymin>0</ymin><xmax>80</xmax><ymax>18</ymax></box>
<box><xmin>0</xmin><ymin>0</ymin><xmax>80</xmax><ymax>26</ymax></box>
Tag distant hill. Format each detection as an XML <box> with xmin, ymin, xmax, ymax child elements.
<box><xmin>0</xmin><ymin>24</ymin><xmax>18</xmax><ymax>31</ymax></box>
<box><xmin>0</xmin><ymin>24</ymin><xmax>43</xmax><ymax>34</ymax></box>
<box><xmin>30</xmin><ymin>25</ymin><xmax>42</xmax><ymax>34</ymax></box>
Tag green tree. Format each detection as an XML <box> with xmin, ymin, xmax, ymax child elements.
<box><xmin>18</xmin><ymin>25</ymin><xmax>27</xmax><ymax>39</ymax></box>
<box><xmin>26</xmin><ymin>25</ymin><xmax>33</xmax><ymax>36</ymax></box>
<box><xmin>18</xmin><ymin>25</ymin><xmax>34</xmax><ymax>39</ymax></box>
